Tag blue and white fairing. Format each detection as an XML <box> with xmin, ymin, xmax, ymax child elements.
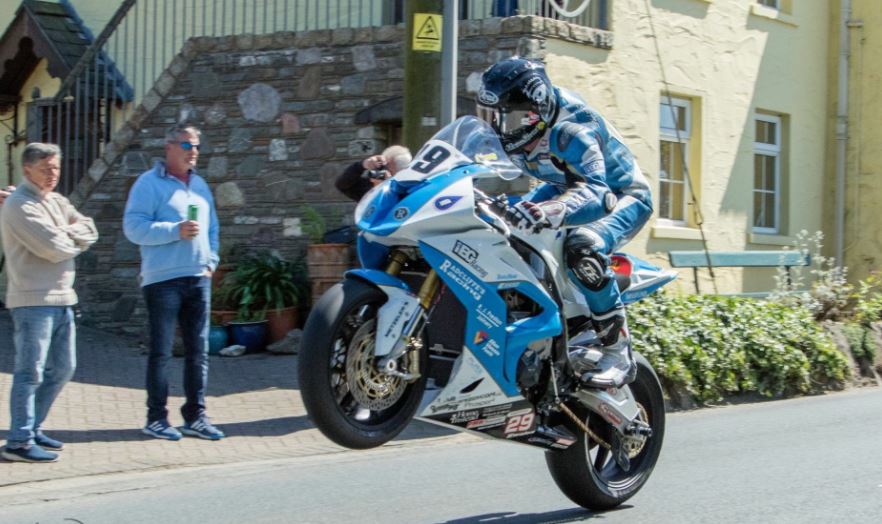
<box><xmin>346</xmin><ymin>117</ymin><xmax>673</xmax><ymax>437</ymax></box>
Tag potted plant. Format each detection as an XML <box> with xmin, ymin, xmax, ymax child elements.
<box><xmin>217</xmin><ymin>251</ymin><xmax>307</xmax><ymax>345</ymax></box>
<box><xmin>301</xmin><ymin>205</ymin><xmax>352</xmax><ymax>304</ymax></box>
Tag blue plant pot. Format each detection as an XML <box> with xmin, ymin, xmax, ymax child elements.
<box><xmin>208</xmin><ymin>325</ymin><xmax>229</xmax><ymax>355</ymax></box>
<box><xmin>229</xmin><ymin>320</ymin><xmax>268</xmax><ymax>353</ymax></box>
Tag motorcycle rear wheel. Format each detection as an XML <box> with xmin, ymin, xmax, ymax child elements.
<box><xmin>545</xmin><ymin>353</ymin><xmax>665</xmax><ymax>510</ymax></box>
<box><xmin>298</xmin><ymin>278</ymin><xmax>427</xmax><ymax>449</ymax></box>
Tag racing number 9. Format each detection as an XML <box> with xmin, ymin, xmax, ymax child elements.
<box><xmin>411</xmin><ymin>145</ymin><xmax>451</xmax><ymax>174</ymax></box>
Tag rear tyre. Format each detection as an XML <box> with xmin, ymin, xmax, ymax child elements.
<box><xmin>298</xmin><ymin>278</ymin><xmax>427</xmax><ymax>449</ymax></box>
<box><xmin>545</xmin><ymin>353</ymin><xmax>665</xmax><ymax>510</ymax></box>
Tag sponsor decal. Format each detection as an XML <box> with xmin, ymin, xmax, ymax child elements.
<box><xmin>523</xmin><ymin>77</ymin><xmax>547</xmax><ymax>104</ymax></box>
<box><xmin>481</xmin><ymin>403</ymin><xmax>513</xmax><ymax>417</ymax></box>
<box><xmin>473</xmin><ymin>330</ymin><xmax>489</xmax><ymax>346</ymax></box>
<box><xmin>477</xmin><ymin>88</ymin><xmax>499</xmax><ymax>106</ymax></box>
<box><xmin>462</xmin><ymin>392</ymin><xmax>505</xmax><ymax>409</ymax></box>
<box><xmin>383</xmin><ymin>300</ymin><xmax>410</xmax><ymax>338</ymax></box>
<box><xmin>497</xmin><ymin>282</ymin><xmax>519</xmax><ymax>290</ymax></box>
<box><xmin>496</xmin><ymin>273</ymin><xmax>519</xmax><ymax>281</ymax></box>
<box><xmin>434</xmin><ymin>195</ymin><xmax>462</xmax><ymax>211</ymax></box>
<box><xmin>393</xmin><ymin>207</ymin><xmax>409</xmax><ymax>220</ymax></box>
<box><xmin>466</xmin><ymin>415</ymin><xmax>506</xmax><ymax>430</ymax></box>
<box><xmin>429</xmin><ymin>402</ymin><xmax>460</xmax><ymax>414</ymax></box>
<box><xmin>598</xmin><ymin>402</ymin><xmax>623</xmax><ymax>426</ymax></box>
<box><xmin>439</xmin><ymin>260</ymin><xmax>486</xmax><ymax>301</ymax></box>
<box><xmin>503</xmin><ymin>409</ymin><xmax>537</xmax><ymax>438</ymax></box>
<box><xmin>449</xmin><ymin>410</ymin><xmax>480</xmax><ymax>424</ymax></box>
<box><xmin>482</xmin><ymin>339</ymin><xmax>500</xmax><ymax>357</ymax></box>
<box><xmin>476</xmin><ymin>304</ymin><xmax>503</xmax><ymax>328</ymax></box>
<box><xmin>453</xmin><ymin>241</ymin><xmax>488</xmax><ymax>278</ymax></box>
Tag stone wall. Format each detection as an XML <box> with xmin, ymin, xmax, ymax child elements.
<box><xmin>73</xmin><ymin>17</ymin><xmax>608</xmax><ymax>334</ymax></box>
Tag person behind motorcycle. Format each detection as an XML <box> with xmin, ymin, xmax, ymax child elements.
<box><xmin>476</xmin><ymin>57</ymin><xmax>653</xmax><ymax>388</ymax></box>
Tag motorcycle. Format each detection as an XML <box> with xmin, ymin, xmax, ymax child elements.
<box><xmin>298</xmin><ymin>116</ymin><xmax>676</xmax><ymax>510</ymax></box>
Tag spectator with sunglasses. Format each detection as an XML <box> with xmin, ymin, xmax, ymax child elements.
<box><xmin>123</xmin><ymin>124</ymin><xmax>224</xmax><ymax>442</ymax></box>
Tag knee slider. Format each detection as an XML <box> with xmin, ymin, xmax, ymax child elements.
<box><xmin>566</xmin><ymin>238</ymin><xmax>610</xmax><ymax>292</ymax></box>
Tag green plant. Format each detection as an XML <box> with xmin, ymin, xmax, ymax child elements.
<box><xmin>841</xmin><ymin>321</ymin><xmax>878</xmax><ymax>362</ymax></box>
<box><xmin>217</xmin><ymin>251</ymin><xmax>307</xmax><ymax>320</ymax></box>
<box><xmin>629</xmin><ymin>292</ymin><xmax>850</xmax><ymax>404</ymax></box>
<box><xmin>301</xmin><ymin>205</ymin><xmax>327</xmax><ymax>244</ymax></box>
<box><xmin>852</xmin><ymin>273</ymin><xmax>882</xmax><ymax>324</ymax></box>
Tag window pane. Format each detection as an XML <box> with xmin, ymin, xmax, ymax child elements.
<box><xmin>660</xmin><ymin>141</ymin><xmax>672</xmax><ymax>179</ymax></box>
<box><xmin>757</xmin><ymin>0</ymin><xmax>779</xmax><ymax>8</ymax></box>
<box><xmin>764</xmin><ymin>192</ymin><xmax>776</xmax><ymax>228</ymax></box>
<box><xmin>754</xmin><ymin>155</ymin><xmax>763</xmax><ymax>188</ymax></box>
<box><xmin>659</xmin><ymin>181</ymin><xmax>671</xmax><ymax>218</ymax></box>
<box><xmin>672</xmin><ymin>143</ymin><xmax>685</xmax><ymax>182</ymax></box>
<box><xmin>670</xmin><ymin>181</ymin><xmax>684</xmax><ymax>221</ymax></box>
<box><xmin>753</xmin><ymin>192</ymin><xmax>767</xmax><ymax>228</ymax></box>
<box><xmin>764</xmin><ymin>156</ymin><xmax>776</xmax><ymax>190</ymax></box>
<box><xmin>660</xmin><ymin>101</ymin><xmax>688</xmax><ymax>133</ymax></box>
<box><xmin>756</xmin><ymin>120</ymin><xmax>777</xmax><ymax>145</ymax></box>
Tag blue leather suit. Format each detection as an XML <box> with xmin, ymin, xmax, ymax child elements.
<box><xmin>511</xmin><ymin>88</ymin><xmax>653</xmax><ymax>314</ymax></box>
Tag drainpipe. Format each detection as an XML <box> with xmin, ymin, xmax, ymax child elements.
<box><xmin>834</xmin><ymin>0</ymin><xmax>851</xmax><ymax>265</ymax></box>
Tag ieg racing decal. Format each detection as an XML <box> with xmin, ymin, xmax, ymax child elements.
<box><xmin>393</xmin><ymin>207</ymin><xmax>409</xmax><ymax>220</ymax></box>
<box><xmin>452</xmin><ymin>240</ymin><xmax>488</xmax><ymax>278</ymax></box>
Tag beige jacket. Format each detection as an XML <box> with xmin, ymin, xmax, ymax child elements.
<box><xmin>0</xmin><ymin>180</ymin><xmax>98</xmax><ymax>308</ymax></box>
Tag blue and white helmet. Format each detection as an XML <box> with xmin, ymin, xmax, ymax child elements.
<box><xmin>476</xmin><ymin>57</ymin><xmax>559</xmax><ymax>154</ymax></box>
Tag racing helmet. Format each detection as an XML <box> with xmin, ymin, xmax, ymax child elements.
<box><xmin>476</xmin><ymin>57</ymin><xmax>559</xmax><ymax>154</ymax></box>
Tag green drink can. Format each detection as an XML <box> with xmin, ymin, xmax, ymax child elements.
<box><xmin>187</xmin><ymin>204</ymin><xmax>198</xmax><ymax>221</ymax></box>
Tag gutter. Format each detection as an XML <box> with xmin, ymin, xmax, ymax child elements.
<box><xmin>834</xmin><ymin>0</ymin><xmax>852</xmax><ymax>265</ymax></box>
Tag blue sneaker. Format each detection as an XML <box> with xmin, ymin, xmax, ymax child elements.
<box><xmin>34</xmin><ymin>432</ymin><xmax>64</xmax><ymax>451</ymax></box>
<box><xmin>142</xmin><ymin>419</ymin><xmax>183</xmax><ymax>441</ymax></box>
<box><xmin>1</xmin><ymin>445</ymin><xmax>58</xmax><ymax>463</ymax></box>
<box><xmin>181</xmin><ymin>418</ymin><xmax>225</xmax><ymax>440</ymax></box>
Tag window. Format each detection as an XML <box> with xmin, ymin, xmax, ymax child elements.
<box><xmin>757</xmin><ymin>0</ymin><xmax>779</xmax><ymax>9</ymax></box>
<box><xmin>658</xmin><ymin>97</ymin><xmax>691</xmax><ymax>225</ymax></box>
<box><xmin>753</xmin><ymin>114</ymin><xmax>781</xmax><ymax>233</ymax></box>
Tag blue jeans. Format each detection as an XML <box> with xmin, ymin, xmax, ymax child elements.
<box><xmin>143</xmin><ymin>276</ymin><xmax>210</xmax><ymax>424</ymax></box>
<box><xmin>6</xmin><ymin>306</ymin><xmax>76</xmax><ymax>449</ymax></box>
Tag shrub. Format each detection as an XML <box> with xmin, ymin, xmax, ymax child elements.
<box><xmin>629</xmin><ymin>293</ymin><xmax>850</xmax><ymax>403</ymax></box>
<box><xmin>841</xmin><ymin>321</ymin><xmax>878</xmax><ymax>363</ymax></box>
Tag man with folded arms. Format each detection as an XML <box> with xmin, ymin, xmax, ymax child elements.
<box><xmin>1</xmin><ymin>143</ymin><xmax>98</xmax><ymax>463</ymax></box>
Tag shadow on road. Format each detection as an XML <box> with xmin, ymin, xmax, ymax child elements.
<box><xmin>436</xmin><ymin>507</ymin><xmax>606</xmax><ymax>523</ymax></box>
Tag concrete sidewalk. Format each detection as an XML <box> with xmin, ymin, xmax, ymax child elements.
<box><xmin>0</xmin><ymin>311</ymin><xmax>469</xmax><ymax>487</ymax></box>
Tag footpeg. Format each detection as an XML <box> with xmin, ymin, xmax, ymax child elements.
<box><xmin>625</xmin><ymin>420</ymin><xmax>653</xmax><ymax>438</ymax></box>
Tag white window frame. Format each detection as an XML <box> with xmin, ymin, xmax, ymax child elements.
<box><xmin>753</xmin><ymin>114</ymin><xmax>782</xmax><ymax>234</ymax></box>
<box><xmin>658</xmin><ymin>96</ymin><xmax>691</xmax><ymax>226</ymax></box>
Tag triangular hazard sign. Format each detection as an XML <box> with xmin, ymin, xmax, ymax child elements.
<box><xmin>416</xmin><ymin>16</ymin><xmax>440</xmax><ymax>41</ymax></box>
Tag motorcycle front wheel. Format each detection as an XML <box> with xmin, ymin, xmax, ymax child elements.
<box><xmin>545</xmin><ymin>352</ymin><xmax>665</xmax><ymax>510</ymax></box>
<box><xmin>298</xmin><ymin>278</ymin><xmax>427</xmax><ymax>449</ymax></box>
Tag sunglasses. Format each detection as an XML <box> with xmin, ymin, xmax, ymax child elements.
<box><xmin>177</xmin><ymin>142</ymin><xmax>201</xmax><ymax>151</ymax></box>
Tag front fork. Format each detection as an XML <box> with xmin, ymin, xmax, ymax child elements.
<box><xmin>377</xmin><ymin>250</ymin><xmax>441</xmax><ymax>379</ymax></box>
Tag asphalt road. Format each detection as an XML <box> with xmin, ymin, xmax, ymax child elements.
<box><xmin>3</xmin><ymin>388</ymin><xmax>881</xmax><ymax>524</ymax></box>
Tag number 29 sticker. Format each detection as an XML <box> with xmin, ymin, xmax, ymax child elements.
<box><xmin>503</xmin><ymin>409</ymin><xmax>536</xmax><ymax>438</ymax></box>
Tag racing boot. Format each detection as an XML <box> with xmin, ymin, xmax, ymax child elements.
<box><xmin>580</xmin><ymin>308</ymin><xmax>637</xmax><ymax>388</ymax></box>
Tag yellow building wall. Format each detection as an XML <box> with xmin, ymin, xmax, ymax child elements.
<box><xmin>832</xmin><ymin>0</ymin><xmax>882</xmax><ymax>281</ymax></box>
<box><xmin>543</xmin><ymin>0</ymin><xmax>830</xmax><ymax>294</ymax></box>
<box><xmin>0</xmin><ymin>59</ymin><xmax>61</xmax><ymax>186</ymax></box>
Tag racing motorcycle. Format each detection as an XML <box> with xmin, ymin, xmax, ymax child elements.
<box><xmin>298</xmin><ymin>116</ymin><xmax>676</xmax><ymax>510</ymax></box>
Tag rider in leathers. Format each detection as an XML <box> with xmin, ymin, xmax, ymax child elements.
<box><xmin>476</xmin><ymin>57</ymin><xmax>653</xmax><ymax>388</ymax></box>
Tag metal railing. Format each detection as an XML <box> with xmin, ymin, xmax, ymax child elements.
<box><xmin>28</xmin><ymin>0</ymin><xmax>608</xmax><ymax>194</ymax></box>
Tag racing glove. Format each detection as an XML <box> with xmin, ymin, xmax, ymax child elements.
<box><xmin>505</xmin><ymin>200</ymin><xmax>567</xmax><ymax>233</ymax></box>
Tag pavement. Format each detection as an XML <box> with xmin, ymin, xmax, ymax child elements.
<box><xmin>0</xmin><ymin>311</ymin><xmax>470</xmax><ymax>488</ymax></box>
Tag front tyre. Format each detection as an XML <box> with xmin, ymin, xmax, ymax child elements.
<box><xmin>298</xmin><ymin>278</ymin><xmax>427</xmax><ymax>449</ymax></box>
<box><xmin>545</xmin><ymin>353</ymin><xmax>665</xmax><ymax>510</ymax></box>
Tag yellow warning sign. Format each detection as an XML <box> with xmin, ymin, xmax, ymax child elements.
<box><xmin>412</xmin><ymin>13</ymin><xmax>442</xmax><ymax>52</ymax></box>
